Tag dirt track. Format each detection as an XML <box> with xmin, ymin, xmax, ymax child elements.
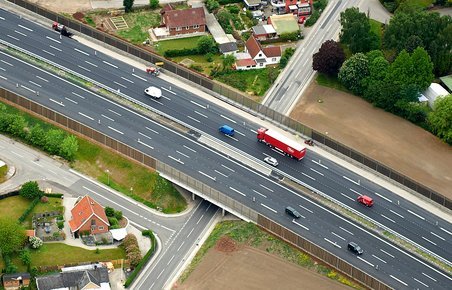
<box><xmin>176</xmin><ymin>240</ymin><xmax>351</xmax><ymax>290</ymax></box>
<box><xmin>290</xmin><ymin>82</ymin><xmax>452</xmax><ymax>199</ymax></box>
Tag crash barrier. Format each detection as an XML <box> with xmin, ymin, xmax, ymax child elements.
<box><xmin>5</xmin><ymin>0</ymin><xmax>450</xmax><ymax>210</ymax></box>
<box><xmin>0</xmin><ymin>88</ymin><xmax>391</xmax><ymax>289</ymax></box>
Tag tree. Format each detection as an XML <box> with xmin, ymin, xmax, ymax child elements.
<box><xmin>44</xmin><ymin>129</ymin><xmax>65</xmax><ymax>155</ymax></box>
<box><xmin>279</xmin><ymin>47</ymin><xmax>295</xmax><ymax>69</ymax></box>
<box><xmin>149</xmin><ymin>0</ymin><xmax>159</xmax><ymax>9</ymax></box>
<box><xmin>27</xmin><ymin>124</ymin><xmax>46</xmax><ymax>148</ymax></box>
<box><xmin>428</xmin><ymin>94</ymin><xmax>452</xmax><ymax>145</ymax></box>
<box><xmin>362</xmin><ymin>56</ymin><xmax>390</xmax><ymax>103</ymax></box>
<box><xmin>221</xmin><ymin>54</ymin><xmax>236</xmax><ymax>71</ymax></box>
<box><xmin>339</xmin><ymin>7</ymin><xmax>379</xmax><ymax>53</ymax></box>
<box><xmin>123</xmin><ymin>0</ymin><xmax>134</xmax><ymax>13</ymax></box>
<box><xmin>338</xmin><ymin>53</ymin><xmax>369</xmax><ymax>95</ymax></box>
<box><xmin>59</xmin><ymin>135</ymin><xmax>79</xmax><ymax>162</ymax></box>
<box><xmin>404</xmin><ymin>35</ymin><xmax>424</xmax><ymax>53</ymax></box>
<box><xmin>206</xmin><ymin>0</ymin><xmax>220</xmax><ymax>13</ymax></box>
<box><xmin>312</xmin><ymin>40</ymin><xmax>345</xmax><ymax>76</ymax></box>
<box><xmin>197</xmin><ymin>36</ymin><xmax>217</xmax><ymax>54</ymax></box>
<box><xmin>20</xmin><ymin>181</ymin><xmax>43</xmax><ymax>200</ymax></box>
<box><xmin>105</xmin><ymin>206</ymin><xmax>115</xmax><ymax>217</ymax></box>
<box><xmin>20</xmin><ymin>249</ymin><xmax>31</xmax><ymax>266</ymax></box>
<box><xmin>7</xmin><ymin>115</ymin><xmax>27</xmax><ymax>138</ymax></box>
<box><xmin>0</xmin><ymin>217</ymin><xmax>26</xmax><ymax>255</ymax></box>
<box><xmin>114</xmin><ymin>210</ymin><xmax>123</xmax><ymax>221</ymax></box>
<box><xmin>29</xmin><ymin>236</ymin><xmax>43</xmax><ymax>249</ymax></box>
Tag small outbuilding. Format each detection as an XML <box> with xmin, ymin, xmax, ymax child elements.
<box><xmin>420</xmin><ymin>83</ymin><xmax>450</xmax><ymax>108</ymax></box>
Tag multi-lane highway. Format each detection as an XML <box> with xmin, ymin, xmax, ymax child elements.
<box><xmin>0</xmin><ymin>7</ymin><xmax>451</xmax><ymax>289</ymax></box>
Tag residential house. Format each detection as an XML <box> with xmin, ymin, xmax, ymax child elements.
<box><xmin>161</xmin><ymin>4</ymin><xmax>206</xmax><ymax>36</ymax></box>
<box><xmin>252</xmin><ymin>24</ymin><xmax>278</xmax><ymax>41</ymax></box>
<box><xmin>204</xmin><ymin>9</ymin><xmax>238</xmax><ymax>54</ymax></box>
<box><xmin>234</xmin><ymin>35</ymin><xmax>281</xmax><ymax>70</ymax></box>
<box><xmin>285</xmin><ymin>0</ymin><xmax>312</xmax><ymax>15</ymax></box>
<box><xmin>244</xmin><ymin>0</ymin><xmax>262</xmax><ymax>10</ymax></box>
<box><xmin>68</xmin><ymin>195</ymin><xmax>109</xmax><ymax>238</ymax></box>
<box><xmin>2</xmin><ymin>273</ymin><xmax>31</xmax><ymax>290</ymax></box>
<box><xmin>420</xmin><ymin>83</ymin><xmax>450</xmax><ymax>108</ymax></box>
<box><xmin>36</xmin><ymin>265</ymin><xmax>110</xmax><ymax>290</ymax></box>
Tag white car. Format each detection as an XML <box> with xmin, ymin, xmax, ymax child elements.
<box><xmin>264</xmin><ymin>156</ymin><xmax>278</xmax><ymax>167</ymax></box>
<box><xmin>144</xmin><ymin>86</ymin><xmax>162</xmax><ymax>99</ymax></box>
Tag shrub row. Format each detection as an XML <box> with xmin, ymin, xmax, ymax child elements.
<box><xmin>124</xmin><ymin>230</ymin><xmax>156</xmax><ymax>288</ymax></box>
<box><xmin>18</xmin><ymin>197</ymin><xmax>40</xmax><ymax>223</ymax></box>
<box><xmin>164</xmin><ymin>48</ymin><xmax>200</xmax><ymax>57</ymax></box>
<box><xmin>121</xmin><ymin>234</ymin><xmax>142</xmax><ymax>268</ymax></box>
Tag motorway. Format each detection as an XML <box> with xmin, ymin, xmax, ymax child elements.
<box><xmin>0</xmin><ymin>7</ymin><xmax>451</xmax><ymax>289</ymax></box>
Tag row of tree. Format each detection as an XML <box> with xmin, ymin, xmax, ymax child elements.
<box><xmin>0</xmin><ymin>104</ymin><xmax>79</xmax><ymax>161</ymax></box>
<box><xmin>312</xmin><ymin>8</ymin><xmax>452</xmax><ymax>144</ymax></box>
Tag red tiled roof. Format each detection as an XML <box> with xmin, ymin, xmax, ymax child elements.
<box><xmin>26</xmin><ymin>230</ymin><xmax>35</xmax><ymax>237</ymax></box>
<box><xmin>263</xmin><ymin>46</ymin><xmax>281</xmax><ymax>57</ymax></box>
<box><xmin>161</xmin><ymin>3</ymin><xmax>173</xmax><ymax>14</ymax></box>
<box><xmin>245</xmin><ymin>35</ymin><xmax>263</xmax><ymax>59</ymax></box>
<box><xmin>236</xmin><ymin>58</ymin><xmax>257</xmax><ymax>67</ymax></box>
<box><xmin>164</xmin><ymin>7</ymin><xmax>206</xmax><ymax>28</ymax></box>
<box><xmin>69</xmin><ymin>195</ymin><xmax>109</xmax><ymax>232</ymax></box>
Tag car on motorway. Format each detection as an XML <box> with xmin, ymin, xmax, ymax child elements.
<box><xmin>347</xmin><ymin>242</ymin><xmax>363</xmax><ymax>255</ymax></box>
<box><xmin>285</xmin><ymin>206</ymin><xmax>301</xmax><ymax>219</ymax></box>
<box><xmin>264</xmin><ymin>156</ymin><xmax>278</xmax><ymax>167</ymax></box>
<box><xmin>219</xmin><ymin>125</ymin><xmax>235</xmax><ymax>136</ymax></box>
<box><xmin>144</xmin><ymin>86</ymin><xmax>162</xmax><ymax>99</ymax></box>
<box><xmin>357</xmin><ymin>195</ymin><xmax>374</xmax><ymax>207</ymax></box>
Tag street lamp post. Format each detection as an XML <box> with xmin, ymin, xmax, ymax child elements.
<box><xmin>106</xmin><ymin>169</ymin><xmax>110</xmax><ymax>185</ymax></box>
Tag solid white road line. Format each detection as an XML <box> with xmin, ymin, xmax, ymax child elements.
<box><xmin>259</xmin><ymin>184</ymin><xmax>274</xmax><ymax>192</ymax></box>
<box><xmin>113</xmin><ymin>81</ymin><xmax>127</xmax><ymax>88</ymax></box>
<box><xmin>183</xmin><ymin>145</ymin><xmax>196</xmax><ymax>153</ymax></box>
<box><xmin>176</xmin><ymin>150</ymin><xmax>190</xmax><ymax>158</ymax></box>
<box><xmin>103</xmin><ymin>60</ymin><xmax>118</xmax><ymax>68</ymax></box>
<box><xmin>292</xmin><ymin>219</ymin><xmax>309</xmax><ymax>231</ymax></box>
<box><xmin>260</xmin><ymin>203</ymin><xmax>277</xmax><ymax>213</ymax></box>
<box><xmin>194</xmin><ymin>111</ymin><xmax>208</xmax><ymax>118</ymax></box>
<box><xmin>78</xmin><ymin>65</ymin><xmax>91</xmax><ymax>72</ymax></box>
<box><xmin>298</xmin><ymin>205</ymin><xmax>313</xmax><ymax>213</ymax></box>
<box><xmin>199</xmin><ymin>171</ymin><xmax>216</xmax><ymax>180</ymax></box>
<box><xmin>74</xmin><ymin>48</ymin><xmax>89</xmax><ymax>56</ymax></box>
<box><xmin>220</xmin><ymin>114</ymin><xmax>237</xmax><ymax>123</ymax></box>
<box><xmin>7</xmin><ymin>34</ymin><xmax>19</xmax><ymax>41</ymax></box>
<box><xmin>190</xmin><ymin>100</ymin><xmax>206</xmax><ymax>109</ymax></box>
<box><xmin>311</xmin><ymin>159</ymin><xmax>329</xmax><ymax>169</ymax></box>
<box><xmin>349</xmin><ymin>188</ymin><xmax>360</xmax><ymax>195</ymax></box>
<box><xmin>78</xmin><ymin>112</ymin><xmax>94</xmax><ymax>121</ymax></box>
<box><xmin>357</xmin><ymin>256</ymin><xmax>374</xmax><ymax>267</ymax></box>
<box><xmin>372</xmin><ymin>254</ymin><xmax>387</xmax><ymax>264</ymax></box>
<box><xmin>72</xmin><ymin>92</ymin><xmax>86</xmax><ymax>99</ymax></box>
<box><xmin>138</xmin><ymin>132</ymin><xmax>152</xmax><ymax>140</ymax></box>
<box><xmin>18</xmin><ymin>24</ymin><xmax>33</xmax><ymax>31</ymax></box>
<box><xmin>331</xmin><ymin>232</ymin><xmax>345</xmax><ymax>241</ymax></box>
<box><xmin>101</xmin><ymin>114</ymin><xmax>114</xmax><ymax>122</ymax></box>
<box><xmin>380</xmin><ymin>214</ymin><xmax>396</xmax><ymax>224</ymax></box>
<box><xmin>168</xmin><ymin>155</ymin><xmax>183</xmax><ymax>164</ymax></box>
<box><xmin>252</xmin><ymin>189</ymin><xmax>267</xmax><ymax>199</ymax></box>
<box><xmin>422</xmin><ymin>272</ymin><xmax>437</xmax><ymax>282</ymax></box>
<box><xmin>108</xmin><ymin>126</ymin><xmax>124</xmax><ymax>135</ymax></box>
<box><xmin>374</xmin><ymin>191</ymin><xmax>393</xmax><ymax>203</ymax></box>
<box><xmin>196</xmin><ymin>215</ymin><xmax>204</xmax><ymax>225</ymax></box>
<box><xmin>339</xmin><ymin>226</ymin><xmax>354</xmax><ymax>236</ymax></box>
<box><xmin>302</xmin><ymin>172</ymin><xmax>315</xmax><ymax>180</ymax></box>
<box><xmin>229</xmin><ymin>187</ymin><xmax>246</xmax><ymax>197</ymax></box>
<box><xmin>343</xmin><ymin>175</ymin><xmax>360</xmax><ymax>185</ymax></box>
<box><xmin>221</xmin><ymin>164</ymin><xmax>235</xmax><ymax>172</ymax></box>
<box><xmin>0</xmin><ymin>60</ymin><xmax>13</xmax><ymax>66</ymax></box>
<box><xmin>214</xmin><ymin>170</ymin><xmax>228</xmax><ymax>177</ymax></box>
<box><xmin>430</xmin><ymin>231</ymin><xmax>445</xmax><ymax>241</ymax></box>
<box><xmin>161</xmin><ymin>87</ymin><xmax>177</xmax><ymax>95</ymax></box>
<box><xmin>407</xmin><ymin>209</ymin><xmax>425</xmax><ymax>220</ymax></box>
<box><xmin>132</xmin><ymin>73</ymin><xmax>147</xmax><ymax>81</ymax></box>
<box><xmin>177</xmin><ymin>241</ymin><xmax>185</xmax><ymax>252</ymax></box>
<box><xmin>187</xmin><ymin>228</ymin><xmax>194</xmax><ymax>238</ymax></box>
<box><xmin>390</xmin><ymin>275</ymin><xmax>408</xmax><ymax>286</ymax></box>
<box><xmin>20</xmin><ymin>85</ymin><xmax>35</xmax><ymax>93</ymax></box>
<box><xmin>108</xmin><ymin>109</ymin><xmax>122</xmax><ymax>116</ymax></box>
<box><xmin>64</xmin><ymin>97</ymin><xmax>78</xmax><ymax>104</ymax></box>
<box><xmin>137</xmin><ymin>140</ymin><xmax>153</xmax><ymax>150</ymax></box>
<box><xmin>421</xmin><ymin>236</ymin><xmax>437</xmax><ymax>246</ymax></box>
<box><xmin>29</xmin><ymin>80</ymin><xmax>41</xmax><ymax>87</ymax></box>
<box><xmin>389</xmin><ymin>209</ymin><xmax>404</xmax><ymax>219</ymax></box>
<box><xmin>440</xmin><ymin>227</ymin><xmax>452</xmax><ymax>236</ymax></box>
<box><xmin>36</xmin><ymin>75</ymin><xmax>48</xmax><ymax>82</ymax></box>
<box><xmin>46</xmin><ymin>36</ymin><xmax>61</xmax><ymax>43</ymax></box>
<box><xmin>324</xmin><ymin>238</ymin><xmax>340</xmax><ymax>248</ymax></box>
<box><xmin>14</xmin><ymin>30</ymin><xmax>26</xmax><ymax>37</ymax></box>
<box><xmin>49</xmin><ymin>98</ymin><xmax>64</xmax><ymax>106</ymax></box>
<box><xmin>340</xmin><ymin>192</ymin><xmax>354</xmax><ymax>201</ymax></box>
<box><xmin>42</xmin><ymin>49</ymin><xmax>55</xmax><ymax>56</ymax></box>
<box><xmin>310</xmin><ymin>168</ymin><xmax>324</xmax><ymax>176</ymax></box>
<box><xmin>49</xmin><ymin>45</ymin><xmax>61</xmax><ymax>51</ymax></box>
<box><xmin>85</xmin><ymin>60</ymin><xmax>98</xmax><ymax>67</ymax></box>
<box><xmin>380</xmin><ymin>249</ymin><xmax>395</xmax><ymax>258</ymax></box>
<box><xmin>121</xmin><ymin>76</ymin><xmax>134</xmax><ymax>83</ymax></box>
<box><xmin>187</xmin><ymin>115</ymin><xmax>200</xmax><ymax>123</ymax></box>
<box><xmin>413</xmin><ymin>277</ymin><xmax>429</xmax><ymax>288</ymax></box>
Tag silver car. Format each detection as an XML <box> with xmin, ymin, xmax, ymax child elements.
<box><xmin>264</xmin><ymin>156</ymin><xmax>278</xmax><ymax>167</ymax></box>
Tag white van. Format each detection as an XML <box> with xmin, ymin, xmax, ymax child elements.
<box><xmin>144</xmin><ymin>86</ymin><xmax>162</xmax><ymax>99</ymax></box>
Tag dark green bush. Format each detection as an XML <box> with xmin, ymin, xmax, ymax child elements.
<box><xmin>164</xmin><ymin>48</ymin><xmax>199</xmax><ymax>57</ymax></box>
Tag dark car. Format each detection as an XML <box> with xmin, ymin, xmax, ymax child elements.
<box><xmin>347</xmin><ymin>242</ymin><xmax>363</xmax><ymax>255</ymax></box>
<box><xmin>285</xmin><ymin>206</ymin><xmax>301</xmax><ymax>219</ymax></box>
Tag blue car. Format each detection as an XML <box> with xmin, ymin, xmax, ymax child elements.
<box><xmin>219</xmin><ymin>125</ymin><xmax>235</xmax><ymax>136</ymax></box>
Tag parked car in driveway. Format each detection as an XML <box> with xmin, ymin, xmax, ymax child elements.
<box><xmin>347</xmin><ymin>242</ymin><xmax>363</xmax><ymax>255</ymax></box>
<box><xmin>264</xmin><ymin>156</ymin><xmax>278</xmax><ymax>167</ymax></box>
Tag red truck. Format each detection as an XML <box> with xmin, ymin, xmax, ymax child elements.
<box><xmin>257</xmin><ymin>128</ymin><xmax>306</xmax><ymax>160</ymax></box>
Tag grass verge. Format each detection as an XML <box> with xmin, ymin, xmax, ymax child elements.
<box><xmin>179</xmin><ymin>221</ymin><xmax>362</xmax><ymax>289</ymax></box>
<box><xmin>154</xmin><ymin>36</ymin><xmax>203</xmax><ymax>54</ymax></box>
<box><xmin>0</xmin><ymin>195</ymin><xmax>31</xmax><ymax>221</ymax></box>
<box><xmin>0</xmin><ymin>164</ymin><xmax>8</xmax><ymax>183</ymax></box>
<box><xmin>316</xmin><ymin>73</ymin><xmax>350</xmax><ymax>93</ymax></box>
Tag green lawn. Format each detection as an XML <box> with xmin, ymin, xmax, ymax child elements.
<box><xmin>0</xmin><ymin>195</ymin><xmax>31</xmax><ymax>221</ymax></box>
<box><xmin>117</xmin><ymin>11</ymin><xmax>161</xmax><ymax>44</ymax></box>
<box><xmin>214</xmin><ymin>68</ymin><xmax>276</xmax><ymax>100</ymax></box>
<box><xmin>172</xmin><ymin>54</ymin><xmax>224</xmax><ymax>75</ymax></box>
<box><xmin>0</xmin><ymin>164</ymin><xmax>8</xmax><ymax>183</ymax></box>
<box><xmin>73</xmin><ymin>138</ymin><xmax>187</xmax><ymax>213</ymax></box>
<box><xmin>405</xmin><ymin>0</ymin><xmax>434</xmax><ymax>9</ymax></box>
<box><xmin>316</xmin><ymin>73</ymin><xmax>350</xmax><ymax>93</ymax></box>
<box><xmin>154</xmin><ymin>36</ymin><xmax>203</xmax><ymax>54</ymax></box>
<box><xmin>24</xmin><ymin>197</ymin><xmax>64</xmax><ymax>228</ymax></box>
<box><xmin>29</xmin><ymin>243</ymin><xmax>126</xmax><ymax>267</ymax></box>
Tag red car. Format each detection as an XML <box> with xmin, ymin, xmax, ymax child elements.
<box><xmin>298</xmin><ymin>16</ymin><xmax>306</xmax><ymax>24</ymax></box>
<box><xmin>357</xmin><ymin>195</ymin><xmax>374</xmax><ymax>207</ymax></box>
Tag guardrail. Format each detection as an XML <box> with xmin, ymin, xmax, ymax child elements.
<box><xmin>0</xmin><ymin>86</ymin><xmax>391</xmax><ymax>289</ymax></box>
